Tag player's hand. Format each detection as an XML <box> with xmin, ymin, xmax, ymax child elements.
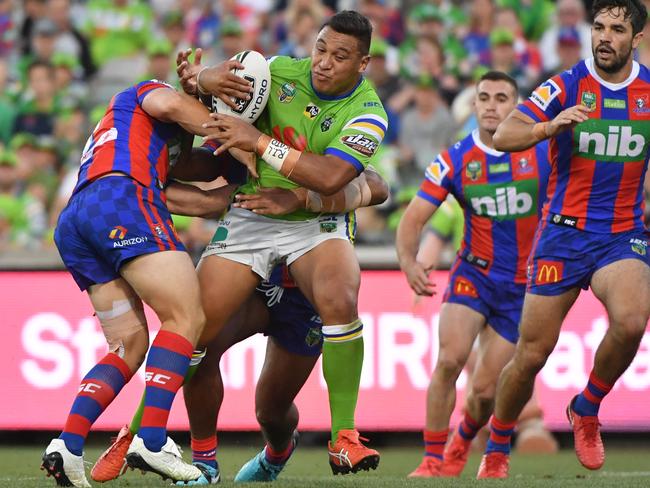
<box><xmin>232</xmin><ymin>187</ymin><xmax>305</xmax><ymax>215</ymax></box>
<box><xmin>176</xmin><ymin>48</ymin><xmax>203</xmax><ymax>96</ymax></box>
<box><xmin>227</xmin><ymin>147</ymin><xmax>259</xmax><ymax>178</ymax></box>
<box><xmin>403</xmin><ymin>261</ymin><xmax>436</xmax><ymax>297</ymax></box>
<box><xmin>204</xmin><ymin>113</ymin><xmax>262</xmax><ymax>155</ymax></box>
<box><xmin>546</xmin><ymin>104</ymin><xmax>593</xmax><ymax>137</ymax></box>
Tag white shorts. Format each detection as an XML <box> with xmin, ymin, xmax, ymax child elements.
<box><xmin>201</xmin><ymin>207</ymin><xmax>355</xmax><ymax>280</ymax></box>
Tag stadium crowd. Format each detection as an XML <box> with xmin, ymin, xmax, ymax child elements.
<box><xmin>0</xmin><ymin>0</ymin><xmax>648</xmax><ymax>255</ymax></box>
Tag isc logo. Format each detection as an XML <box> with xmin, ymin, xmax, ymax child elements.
<box><xmin>145</xmin><ymin>372</ymin><xmax>172</xmax><ymax>385</ymax></box>
<box><xmin>579</xmin><ymin>126</ymin><xmax>645</xmax><ymax>158</ymax></box>
<box><xmin>470</xmin><ymin>187</ymin><xmax>533</xmax><ymax>218</ymax></box>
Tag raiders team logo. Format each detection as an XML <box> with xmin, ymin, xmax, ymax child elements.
<box><xmin>321</xmin><ymin>116</ymin><xmax>334</xmax><ymax>132</ymax></box>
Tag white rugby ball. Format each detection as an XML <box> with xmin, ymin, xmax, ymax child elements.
<box><xmin>209</xmin><ymin>50</ymin><xmax>270</xmax><ymax>124</ymax></box>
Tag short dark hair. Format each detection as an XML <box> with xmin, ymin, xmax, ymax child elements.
<box><xmin>591</xmin><ymin>0</ymin><xmax>648</xmax><ymax>35</ymax></box>
<box><xmin>320</xmin><ymin>10</ymin><xmax>373</xmax><ymax>56</ymax></box>
<box><xmin>478</xmin><ymin>70</ymin><xmax>519</xmax><ymax>96</ymax></box>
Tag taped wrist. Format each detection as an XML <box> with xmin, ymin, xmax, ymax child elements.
<box><xmin>256</xmin><ymin>134</ymin><xmax>302</xmax><ymax>177</ymax></box>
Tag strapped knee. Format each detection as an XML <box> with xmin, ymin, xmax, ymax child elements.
<box><xmin>95</xmin><ymin>299</ymin><xmax>146</xmax><ymax>358</ymax></box>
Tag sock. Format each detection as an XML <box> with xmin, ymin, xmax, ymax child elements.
<box><xmin>423</xmin><ymin>429</ymin><xmax>448</xmax><ymax>460</ymax></box>
<box><xmin>60</xmin><ymin>354</ymin><xmax>132</xmax><ymax>455</ymax></box>
<box><xmin>457</xmin><ymin>411</ymin><xmax>482</xmax><ymax>441</ymax></box>
<box><xmin>485</xmin><ymin>416</ymin><xmax>516</xmax><ymax>455</ymax></box>
<box><xmin>129</xmin><ymin>348</ymin><xmax>206</xmax><ymax>435</ymax></box>
<box><xmin>264</xmin><ymin>441</ymin><xmax>293</xmax><ymax>465</ymax></box>
<box><xmin>139</xmin><ymin>330</ymin><xmax>193</xmax><ymax>452</ymax></box>
<box><xmin>321</xmin><ymin>319</ymin><xmax>364</xmax><ymax>444</ymax></box>
<box><xmin>192</xmin><ymin>435</ymin><xmax>218</xmax><ymax>469</ymax></box>
<box><xmin>573</xmin><ymin>371</ymin><xmax>613</xmax><ymax>417</ymax></box>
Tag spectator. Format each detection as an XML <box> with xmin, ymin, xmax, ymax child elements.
<box><xmin>539</xmin><ymin>26</ymin><xmax>583</xmax><ymax>84</ymax></box>
<box><xmin>47</xmin><ymin>0</ymin><xmax>96</xmax><ymax>80</ymax></box>
<box><xmin>397</xmin><ymin>76</ymin><xmax>456</xmax><ymax>185</ymax></box>
<box><xmin>357</xmin><ymin>0</ymin><xmax>404</xmax><ymax>46</ymax></box>
<box><xmin>0</xmin><ymin>0</ymin><xmax>15</xmax><ymax>57</ymax></box>
<box><xmin>463</xmin><ymin>0</ymin><xmax>495</xmax><ymax>64</ymax></box>
<box><xmin>160</xmin><ymin>10</ymin><xmax>190</xmax><ymax>55</ymax></box>
<box><xmin>272</xmin><ymin>0</ymin><xmax>327</xmax><ymax>50</ymax></box>
<box><xmin>13</xmin><ymin>61</ymin><xmax>58</xmax><ymax>137</ymax></box>
<box><xmin>18</xmin><ymin>0</ymin><xmax>48</xmax><ymax>56</ymax></box>
<box><xmin>277</xmin><ymin>8</ymin><xmax>319</xmax><ymax>58</ymax></box>
<box><xmin>145</xmin><ymin>38</ymin><xmax>174</xmax><ymax>84</ymax></box>
<box><xmin>483</xmin><ymin>28</ymin><xmax>531</xmax><ymax>96</ymax></box>
<box><xmin>538</xmin><ymin>0</ymin><xmax>592</xmax><ymax>71</ymax></box>
<box><xmin>367</xmin><ymin>38</ymin><xmax>401</xmax><ymax>144</ymax></box>
<box><xmin>17</xmin><ymin>17</ymin><xmax>58</xmax><ymax>81</ymax></box>
<box><xmin>51</xmin><ymin>52</ymin><xmax>87</xmax><ymax>111</ymax></box>
<box><xmin>0</xmin><ymin>58</ymin><xmax>16</xmax><ymax>145</ymax></box>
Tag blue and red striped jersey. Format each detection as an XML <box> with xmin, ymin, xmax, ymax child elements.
<box><xmin>418</xmin><ymin>129</ymin><xmax>551</xmax><ymax>284</ymax></box>
<box><xmin>518</xmin><ymin>58</ymin><xmax>650</xmax><ymax>233</ymax></box>
<box><xmin>73</xmin><ymin>80</ymin><xmax>183</xmax><ymax>195</ymax></box>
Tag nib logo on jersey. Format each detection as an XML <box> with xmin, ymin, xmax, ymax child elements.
<box><xmin>464</xmin><ymin>179</ymin><xmax>538</xmax><ymax>221</ymax></box>
<box><xmin>576</xmin><ymin>120</ymin><xmax>648</xmax><ymax>162</ymax></box>
<box><xmin>108</xmin><ymin>225</ymin><xmax>148</xmax><ymax>248</ymax></box>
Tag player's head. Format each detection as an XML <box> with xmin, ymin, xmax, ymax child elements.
<box><xmin>591</xmin><ymin>0</ymin><xmax>647</xmax><ymax>73</ymax></box>
<box><xmin>311</xmin><ymin>10</ymin><xmax>372</xmax><ymax>96</ymax></box>
<box><xmin>474</xmin><ymin>71</ymin><xmax>519</xmax><ymax>135</ymax></box>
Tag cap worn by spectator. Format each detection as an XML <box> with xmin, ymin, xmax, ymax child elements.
<box><xmin>411</xmin><ymin>4</ymin><xmax>444</xmax><ymax>24</ymax></box>
<box><xmin>370</xmin><ymin>38</ymin><xmax>388</xmax><ymax>58</ymax></box>
<box><xmin>220</xmin><ymin>18</ymin><xmax>243</xmax><ymax>37</ymax></box>
<box><xmin>558</xmin><ymin>26</ymin><xmax>581</xmax><ymax>46</ymax></box>
<box><xmin>147</xmin><ymin>38</ymin><xmax>173</xmax><ymax>57</ymax></box>
<box><xmin>33</xmin><ymin>19</ymin><xmax>58</xmax><ymax>37</ymax></box>
<box><xmin>51</xmin><ymin>52</ymin><xmax>79</xmax><ymax>71</ymax></box>
<box><xmin>0</xmin><ymin>150</ymin><xmax>17</xmax><ymax>167</ymax></box>
<box><xmin>490</xmin><ymin>28</ymin><xmax>515</xmax><ymax>46</ymax></box>
<box><xmin>9</xmin><ymin>133</ymin><xmax>38</xmax><ymax>151</ymax></box>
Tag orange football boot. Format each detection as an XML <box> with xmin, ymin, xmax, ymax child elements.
<box><xmin>476</xmin><ymin>452</ymin><xmax>509</xmax><ymax>479</ymax></box>
<box><xmin>566</xmin><ymin>396</ymin><xmax>604</xmax><ymax>470</ymax></box>
<box><xmin>90</xmin><ymin>425</ymin><xmax>133</xmax><ymax>482</ymax></box>
<box><xmin>442</xmin><ymin>430</ymin><xmax>472</xmax><ymax>476</ymax></box>
<box><xmin>328</xmin><ymin>429</ymin><xmax>380</xmax><ymax>475</ymax></box>
<box><xmin>407</xmin><ymin>457</ymin><xmax>442</xmax><ymax>478</ymax></box>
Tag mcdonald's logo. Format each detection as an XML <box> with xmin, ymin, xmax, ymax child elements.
<box><xmin>454</xmin><ymin>277</ymin><xmax>478</xmax><ymax>297</ymax></box>
<box><xmin>535</xmin><ymin>260</ymin><xmax>564</xmax><ymax>285</ymax></box>
<box><xmin>109</xmin><ymin>225</ymin><xmax>127</xmax><ymax>240</ymax></box>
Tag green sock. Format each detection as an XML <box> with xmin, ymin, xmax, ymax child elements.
<box><xmin>322</xmin><ymin>321</ymin><xmax>364</xmax><ymax>444</ymax></box>
<box><xmin>128</xmin><ymin>348</ymin><xmax>206</xmax><ymax>435</ymax></box>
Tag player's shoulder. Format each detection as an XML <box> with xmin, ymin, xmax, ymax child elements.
<box><xmin>635</xmin><ymin>62</ymin><xmax>650</xmax><ymax>84</ymax></box>
<box><xmin>268</xmin><ymin>55</ymin><xmax>310</xmax><ymax>75</ymax></box>
<box><xmin>446</xmin><ymin>131</ymin><xmax>475</xmax><ymax>164</ymax></box>
<box><xmin>339</xmin><ymin>80</ymin><xmax>387</xmax><ymax>125</ymax></box>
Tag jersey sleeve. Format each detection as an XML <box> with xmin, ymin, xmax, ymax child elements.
<box><xmin>135</xmin><ymin>80</ymin><xmax>174</xmax><ymax>105</ymax></box>
<box><xmin>417</xmin><ymin>150</ymin><xmax>455</xmax><ymax>207</ymax></box>
<box><xmin>325</xmin><ymin>106</ymin><xmax>388</xmax><ymax>174</ymax></box>
<box><xmin>518</xmin><ymin>74</ymin><xmax>566</xmax><ymax>122</ymax></box>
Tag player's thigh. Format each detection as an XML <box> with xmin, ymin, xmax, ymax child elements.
<box><xmin>255</xmin><ymin>338</ymin><xmax>319</xmax><ymax>415</ymax></box>
<box><xmin>196</xmin><ymin>254</ymin><xmax>261</xmax><ymax>344</ymax></box>
<box><xmin>517</xmin><ymin>290</ymin><xmax>580</xmax><ymax>362</ymax></box>
<box><xmin>472</xmin><ymin>326</ymin><xmax>516</xmax><ymax>394</ymax></box>
<box><xmin>206</xmin><ymin>291</ymin><xmax>270</xmax><ymax>360</ymax></box>
<box><xmin>289</xmin><ymin>238</ymin><xmax>360</xmax><ymax>323</ymax></box>
<box><xmin>591</xmin><ymin>258</ymin><xmax>650</xmax><ymax>331</ymax></box>
<box><xmin>120</xmin><ymin>250</ymin><xmax>203</xmax><ymax>327</ymax></box>
<box><xmin>436</xmin><ymin>302</ymin><xmax>485</xmax><ymax>369</ymax></box>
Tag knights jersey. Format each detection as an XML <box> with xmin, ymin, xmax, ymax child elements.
<box><xmin>237</xmin><ymin>56</ymin><xmax>388</xmax><ymax>221</ymax></box>
<box><xmin>418</xmin><ymin>129</ymin><xmax>551</xmax><ymax>284</ymax></box>
<box><xmin>73</xmin><ymin>80</ymin><xmax>184</xmax><ymax>195</ymax></box>
<box><xmin>518</xmin><ymin>58</ymin><xmax>650</xmax><ymax>233</ymax></box>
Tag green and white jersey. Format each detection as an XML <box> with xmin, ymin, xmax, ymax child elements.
<box><xmin>239</xmin><ymin>56</ymin><xmax>388</xmax><ymax>220</ymax></box>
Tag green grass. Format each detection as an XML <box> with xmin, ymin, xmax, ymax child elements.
<box><xmin>8</xmin><ymin>445</ymin><xmax>650</xmax><ymax>488</ymax></box>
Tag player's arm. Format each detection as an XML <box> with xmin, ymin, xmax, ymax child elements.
<box><xmin>139</xmin><ymin>85</ymin><xmax>218</xmax><ymax>137</ymax></box>
<box><xmin>169</xmin><ymin>144</ymin><xmax>225</xmax><ymax>182</ymax></box>
<box><xmin>232</xmin><ymin>166</ymin><xmax>389</xmax><ymax>215</ymax></box>
<box><xmin>396</xmin><ymin>197</ymin><xmax>440</xmax><ymax>297</ymax></box>
<box><xmin>165</xmin><ymin>181</ymin><xmax>237</xmax><ymax>218</ymax></box>
<box><xmin>493</xmin><ymin>105</ymin><xmax>591</xmax><ymax>152</ymax></box>
<box><xmin>203</xmin><ymin>113</ymin><xmax>382</xmax><ymax>195</ymax></box>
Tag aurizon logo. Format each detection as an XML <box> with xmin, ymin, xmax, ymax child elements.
<box><xmin>576</xmin><ymin>120</ymin><xmax>648</xmax><ymax>162</ymax></box>
<box><xmin>465</xmin><ymin>179</ymin><xmax>538</xmax><ymax>220</ymax></box>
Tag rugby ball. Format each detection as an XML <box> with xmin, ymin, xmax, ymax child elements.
<box><xmin>205</xmin><ymin>50</ymin><xmax>271</xmax><ymax>124</ymax></box>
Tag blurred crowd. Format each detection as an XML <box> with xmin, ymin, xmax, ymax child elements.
<box><xmin>0</xmin><ymin>0</ymin><xmax>649</xmax><ymax>257</ymax></box>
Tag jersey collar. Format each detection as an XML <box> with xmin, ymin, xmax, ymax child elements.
<box><xmin>472</xmin><ymin>129</ymin><xmax>504</xmax><ymax>157</ymax></box>
<box><xmin>585</xmin><ymin>57</ymin><xmax>639</xmax><ymax>91</ymax></box>
<box><xmin>310</xmin><ymin>75</ymin><xmax>364</xmax><ymax>101</ymax></box>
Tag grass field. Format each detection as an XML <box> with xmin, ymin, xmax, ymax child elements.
<box><xmin>5</xmin><ymin>444</ymin><xmax>650</xmax><ymax>488</ymax></box>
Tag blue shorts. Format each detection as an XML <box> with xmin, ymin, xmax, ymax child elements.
<box><xmin>55</xmin><ymin>176</ymin><xmax>185</xmax><ymax>291</ymax></box>
<box><xmin>527</xmin><ymin>223</ymin><xmax>650</xmax><ymax>296</ymax></box>
<box><xmin>255</xmin><ymin>282</ymin><xmax>323</xmax><ymax>356</ymax></box>
<box><xmin>442</xmin><ymin>259</ymin><xmax>525</xmax><ymax>344</ymax></box>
